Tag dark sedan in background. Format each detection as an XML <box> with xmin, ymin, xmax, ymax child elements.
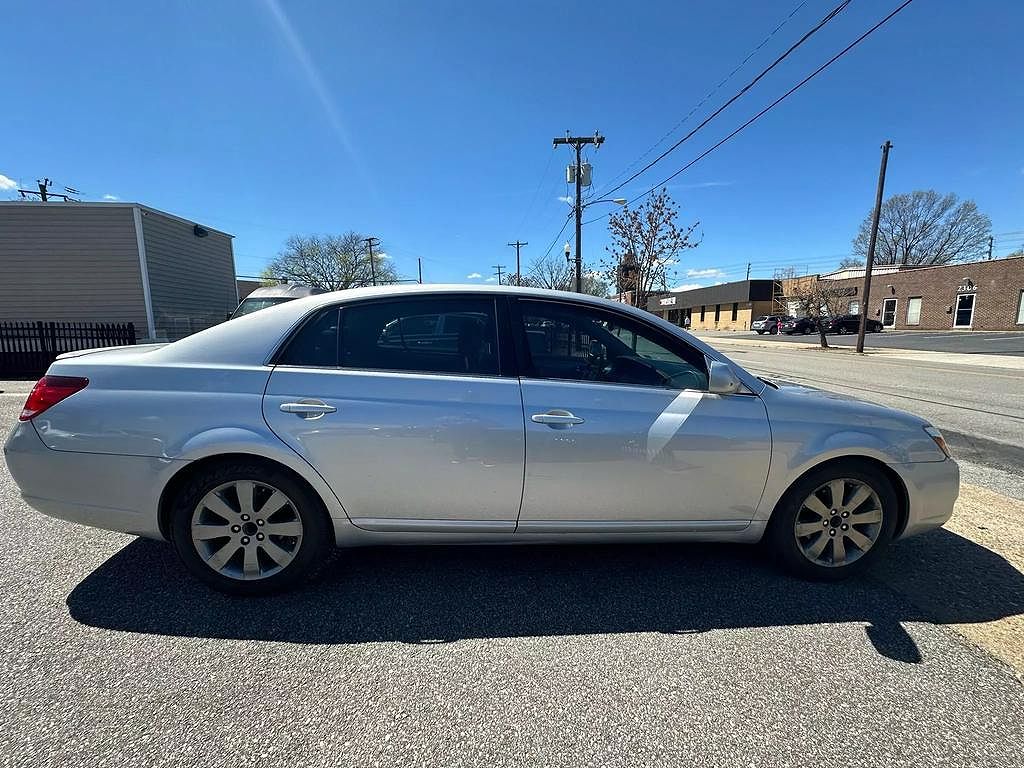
<box><xmin>780</xmin><ymin>317</ymin><xmax>819</xmax><ymax>335</ymax></box>
<box><xmin>823</xmin><ymin>315</ymin><xmax>884</xmax><ymax>334</ymax></box>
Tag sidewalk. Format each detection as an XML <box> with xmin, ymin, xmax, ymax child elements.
<box><xmin>693</xmin><ymin>333</ymin><xmax>1024</xmax><ymax>371</ymax></box>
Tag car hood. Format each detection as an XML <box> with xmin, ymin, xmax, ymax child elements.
<box><xmin>766</xmin><ymin>378</ymin><xmax>929</xmax><ymax>429</ymax></box>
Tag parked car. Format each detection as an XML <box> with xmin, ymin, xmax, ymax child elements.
<box><xmin>230</xmin><ymin>284</ymin><xmax>326</xmax><ymax>319</ymax></box>
<box><xmin>4</xmin><ymin>285</ymin><xmax>957</xmax><ymax>595</ymax></box>
<box><xmin>750</xmin><ymin>315</ymin><xmax>792</xmax><ymax>334</ymax></box>
<box><xmin>822</xmin><ymin>315</ymin><xmax>884</xmax><ymax>334</ymax></box>
<box><xmin>780</xmin><ymin>316</ymin><xmax>819</xmax><ymax>335</ymax></box>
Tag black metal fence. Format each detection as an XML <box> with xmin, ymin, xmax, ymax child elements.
<box><xmin>0</xmin><ymin>321</ymin><xmax>137</xmax><ymax>378</ymax></box>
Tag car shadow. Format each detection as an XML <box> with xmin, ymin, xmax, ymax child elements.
<box><xmin>66</xmin><ymin>529</ymin><xmax>1024</xmax><ymax>663</ymax></box>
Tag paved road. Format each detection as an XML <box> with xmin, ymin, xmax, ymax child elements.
<box><xmin>699</xmin><ymin>329</ymin><xmax>1024</xmax><ymax>356</ymax></box>
<box><xmin>2</xmin><ymin>390</ymin><xmax>1024</xmax><ymax>765</ymax></box>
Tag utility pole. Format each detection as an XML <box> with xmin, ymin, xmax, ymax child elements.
<box><xmin>856</xmin><ymin>140</ymin><xmax>893</xmax><ymax>354</ymax></box>
<box><xmin>506</xmin><ymin>240</ymin><xmax>527</xmax><ymax>285</ymax></box>
<box><xmin>417</xmin><ymin>257</ymin><xmax>423</xmax><ymax>284</ymax></box>
<box><xmin>745</xmin><ymin>263</ymin><xmax>751</xmax><ymax>280</ymax></box>
<box><xmin>987</xmin><ymin>236</ymin><xmax>994</xmax><ymax>260</ymax></box>
<box><xmin>37</xmin><ymin>178</ymin><xmax>49</xmax><ymax>202</ymax></box>
<box><xmin>492</xmin><ymin>264</ymin><xmax>506</xmax><ymax>285</ymax></box>
<box><xmin>363</xmin><ymin>236</ymin><xmax>381</xmax><ymax>286</ymax></box>
<box><xmin>553</xmin><ymin>132</ymin><xmax>605</xmax><ymax>292</ymax></box>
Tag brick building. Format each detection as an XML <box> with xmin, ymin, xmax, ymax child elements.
<box><xmin>644</xmin><ymin>256</ymin><xmax>1024</xmax><ymax>332</ymax></box>
<box><xmin>787</xmin><ymin>256</ymin><xmax>1024</xmax><ymax>331</ymax></box>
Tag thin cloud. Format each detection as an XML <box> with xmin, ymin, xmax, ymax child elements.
<box><xmin>672</xmin><ymin>181</ymin><xmax>733</xmax><ymax>189</ymax></box>
<box><xmin>687</xmin><ymin>267</ymin><xmax>726</xmax><ymax>279</ymax></box>
<box><xmin>0</xmin><ymin>173</ymin><xmax>17</xmax><ymax>191</ymax></box>
<box><xmin>102</xmin><ymin>194</ymin><xmax>119</xmax><ymax>201</ymax></box>
<box><xmin>557</xmin><ymin>195</ymin><xmax>573</xmax><ymax>204</ymax></box>
<box><xmin>466</xmin><ymin>272</ymin><xmax>482</xmax><ymax>279</ymax></box>
<box><xmin>261</xmin><ymin>0</ymin><xmax>365</xmax><ymax>181</ymax></box>
<box><xmin>485</xmin><ymin>277</ymin><xmax>497</xmax><ymax>282</ymax></box>
<box><xmin>672</xmin><ymin>283</ymin><xmax>703</xmax><ymax>292</ymax></box>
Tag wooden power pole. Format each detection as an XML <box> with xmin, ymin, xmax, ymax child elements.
<box><xmin>553</xmin><ymin>132</ymin><xmax>604</xmax><ymax>292</ymax></box>
<box><xmin>506</xmin><ymin>240</ymin><xmax>527</xmax><ymax>285</ymax></box>
<box><xmin>856</xmin><ymin>140</ymin><xmax>893</xmax><ymax>354</ymax></box>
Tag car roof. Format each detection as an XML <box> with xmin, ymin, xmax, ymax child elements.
<box><xmin>150</xmin><ymin>283</ymin><xmax>735</xmax><ymax>368</ymax></box>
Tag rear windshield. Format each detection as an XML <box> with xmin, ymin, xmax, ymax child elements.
<box><xmin>230</xmin><ymin>296</ymin><xmax>294</xmax><ymax>319</ymax></box>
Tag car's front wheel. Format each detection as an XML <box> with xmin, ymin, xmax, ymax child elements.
<box><xmin>766</xmin><ymin>460</ymin><xmax>898</xmax><ymax>580</ymax></box>
<box><xmin>170</xmin><ymin>461</ymin><xmax>333</xmax><ymax>595</ymax></box>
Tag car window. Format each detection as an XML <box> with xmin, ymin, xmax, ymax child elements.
<box><xmin>340</xmin><ymin>297</ymin><xmax>499</xmax><ymax>376</ymax></box>
<box><xmin>231</xmin><ymin>296</ymin><xmax>293</xmax><ymax>319</ymax></box>
<box><xmin>278</xmin><ymin>307</ymin><xmax>340</xmax><ymax>366</ymax></box>
<box><xmin>517</xmin><ymin>300</ymin><xmax>708</xmax><ymax>390</ymax></box>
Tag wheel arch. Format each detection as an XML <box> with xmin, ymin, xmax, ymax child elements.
<box><xmin>767</xmin><ymin>455</ymin><xmax>909</xmax><ymax>538</ymax></box>
<box><xmin>158</xmin><ymin>453</ymin><xmax>335</xmax><ymax>541</ymax></box>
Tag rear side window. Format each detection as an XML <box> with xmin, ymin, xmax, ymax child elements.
<box><xmin>339</xmin><ymin>297</ymin><xmax>500</xmax><ymax>376</ymax></box>
<box><xmin>278</xmin><ymin>308</ymin><xmax>340</xmax><ymax>366</ymax></box>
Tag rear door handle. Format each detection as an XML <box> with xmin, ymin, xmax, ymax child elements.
<box><xmin>531</xmin><ymin>409</ymin><xmax>585</xmax><ymax>427</ymax></box>
<box><xmin>280</xmin><ymin>400</ymin><xmax>337</xmax><ymax>419</ymax></box>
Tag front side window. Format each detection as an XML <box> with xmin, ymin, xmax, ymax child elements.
<box><xmin>340</xmin><ymin>297</ymin><xmax>499</xmax><ymax>376</ymax></box>
<box><xmin>517</xmin><ymin>300</ymin><xmax>708</xmax><ymax>391</ymax></box>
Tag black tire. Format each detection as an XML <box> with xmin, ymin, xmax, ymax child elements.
<box><xmin>170</xmin><ymin>460</ymin><xmax>333</xmax><ymax>596</ymax></box>
<box><xmin>803</xmin><ymin>326</ymin><xmax>812</xmax><ymax>335</ymax></box>
<box><xmin>765</xmin><ymin>460</ymin><xmax>898</xmax><ymax>581</ymax></box>
<box><xmin>756</xmin><ymin>330</ymin><xmax>764</xmax><ymax>335</ymax></box>
<box><xmin>837</xmin><ymin>325</ymin><xmax>848</xmax><ymax>335</ymax></box>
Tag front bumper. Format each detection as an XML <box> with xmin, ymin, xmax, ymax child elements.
<box><xmin>4</xmin><ymin>420</ymin><xmax>182</xmax><ymax>540</ymax></box>
<box><xmin>891</xmin><ymin>458</ymin><xmax>960</xmax><ymax>539</ymax></box>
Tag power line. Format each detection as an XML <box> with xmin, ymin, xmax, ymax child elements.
<box><xmin>599</xmin><ymin>0</ymin><xmax>852</xmax><ymax>200</ymax></box>
<box><xmin>492</xmin><ymin>264</ymin><xmax>506</xmax><ymax>285</ymax></box>
<box><xmin>594</xmin><ymin>0</ymin><xmax>809</xmax><ymax>196</ymax></box>
<box><xmin>585</xmin><ymin>0</ymin><xmax>917</xmax><ymax>226</ymax></box>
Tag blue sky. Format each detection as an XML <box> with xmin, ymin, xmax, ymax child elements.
<box><xmin>3</xmin><ymin>0</ymin><xmax>1022</xmax><ymax>289</ymax></box>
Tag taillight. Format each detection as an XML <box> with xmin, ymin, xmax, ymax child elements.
<box><xmin>19</xmin><ymin>376</ymin><xmax>89</xmax><ymax>421</ymax></box>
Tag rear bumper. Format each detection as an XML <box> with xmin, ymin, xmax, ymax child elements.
<box><xmin>891</xmin><ymin>458</ymin><xmax>960</xmax><ymax>539</ymax></box>
<box><xmin>3</xmin><ymin>421</ymin><xmax>181</xmax><ymax>540</ymax></box>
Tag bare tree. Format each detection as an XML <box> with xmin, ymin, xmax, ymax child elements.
<box><xmin>852</xmin><ymin>190</ymin><xmax>991</xmax><ymax>266</ymax></box>
<box><xmin>838</xmin><ymin>256</ymin><xmax>865</xmax><ymax>269</ymax></box>
<box><xmin>525</xmin><ymin>252</ymin><xmax>608</xmax><ymax>296</ymax></box>
<box><xmin>600</xmin><ymin>188</ymin><xmax>700</xmax><ymax>308</ymax></box>
<box><xmin>788</xmin><ymin>276</ymin><xmax>853</xmax><ymax>349</ymax></box>
<box><xmin>262</xmin><ymin>232</ymin><xmax>399</xmax><ymax>290</ymax></box>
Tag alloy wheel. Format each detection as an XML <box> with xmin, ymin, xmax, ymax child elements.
<box><xmin>793</xmin><ymin>478</ymin><xmax>883</xmax><ymax>567</ymax></box>
<box><xmin>190</xmin><ymin>480</ymin><xmax>304</xmax><ymax>580</ymax></box>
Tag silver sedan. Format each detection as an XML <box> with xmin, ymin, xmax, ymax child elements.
<box><xmin>3</xmin><ymin>285</ymin><xmax>958</xmax><ymax>595</ymax></box>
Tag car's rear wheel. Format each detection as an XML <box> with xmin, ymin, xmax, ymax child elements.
<box><xmin>170</xmin><ymin>461</ymin><xmax>333</xmax><ymax>595</ymax></box>
<box><xmin>803</xmin><ymin>326</ymin><xmax>812</xmax><ymax>335</ymax></box>
<box><xmin>767</xmin><ymin>460</ymin><xmax>898</xmax><ymax>580</ymax></box>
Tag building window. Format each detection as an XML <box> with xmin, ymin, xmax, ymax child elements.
<box><xmin>700</xmin><ymin>305</ymin><xmax>705</xmax><ymax>322</ymax></box>
<box><xmin>1017</xmin><ymin>290</ymin><xmax>1024</xmax><ymax>325</ymax></box>
<box><xmin>847</xmin><ymin>301</ymin><xmax>860</xmax><ymax>315</ymax></box>
<box><xmin>906</xmin><ymin>297</ymin><xmax>922</xmax><ymax>326</ymax></box>
<box><xmin>714</xmin><ymin>304</ymin><xmax>721</xmax><ymax>322</ymax></box>
<box><xmin>731</xmin><ymin>302</ymin><xmax>738</xmax><ymax>321</ymax></box>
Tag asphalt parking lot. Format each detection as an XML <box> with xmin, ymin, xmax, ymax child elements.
<box><xmin>699</xmin><ymin>328</ymin><xmax>1024</xmax><ymax>356</ymax></box>
<box><xmin>2</xmin><ymin>378</ymin><xmax>1023</xmax><ymax>766</ymax></box>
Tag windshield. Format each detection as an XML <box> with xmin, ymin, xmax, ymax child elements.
<box><xmin>230</xmin><ymin>296</ymin><xmax>294</xmax><ymax>319</ymax></box>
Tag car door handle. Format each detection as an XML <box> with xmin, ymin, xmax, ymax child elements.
<box><xmin>531</xmin><ymin>410</ymin><xmax>585</xmax><ymax>427</ymax></box>
<box><xmin>280</xmin><ymin>400</ymin><xmax>337</xmax><ymax>419</ymax></box>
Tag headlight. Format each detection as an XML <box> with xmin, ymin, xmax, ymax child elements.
<box><xmin>924</xmin><ymin>425</ymin><xmax>951</xmax><ymax>458</ymax></box>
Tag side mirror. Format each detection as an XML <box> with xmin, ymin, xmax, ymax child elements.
<box><xmin>708</xmin><ymin>360</ymin><xmax>742</xmax><ymax>395</ymax></box>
